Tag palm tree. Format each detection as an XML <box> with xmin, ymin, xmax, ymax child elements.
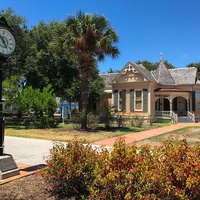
<box><xmin>66</xmin><ymin>11</ymin><xmax>119</xmax><ymax>129</ymax></box>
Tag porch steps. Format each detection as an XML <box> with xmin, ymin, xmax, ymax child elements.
<box><xmin>178</xmin><ymin>116</ymin><xmax>193</xmax><ymax>123</ymax></box>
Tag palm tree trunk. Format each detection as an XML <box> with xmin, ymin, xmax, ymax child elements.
<box><xmin>81</xmin><ymin>76</ymin><xmax>89</xmax><ymax>129</ymax></box>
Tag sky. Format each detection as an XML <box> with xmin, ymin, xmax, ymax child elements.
<box><xmin>1</xmin><ymin>0</ymin><xmax>200</xmax><ymax>73</ymax></box>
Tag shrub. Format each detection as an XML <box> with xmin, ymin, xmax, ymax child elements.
<box><xmin>148</xmin><ymin>115</ymin><xmax>155</xmax><ymax>126</ymax></box>
<box><xmin>35</xmin><ymin>116</ymin><xmax>57</xmax><ymax>128</ymax></box>
<box><xmin>116</xmin><ymin>115</ymin><xmax>125</xmax><ymax>127</ymax></box>
<box><xmin>41</xmin><ymin>137</ymin><xmax>200</xmax><ymax>199</ymax></box>
<box><xmin>71</xmin><ymin>115</ymin><xmax>82</xmax><ymax>130</ymax></box>
<box><xmin>71</xmin><ymin>112</ymin><xmax>99</xmax><ymax>130</ymax></box>
<box><xmin>87</xmin><ymin>112</ymin><xmax>99</xmax><ymax>130</ymax></box>
<box><xmin>41</xmin><ymin>138</ymin><xmax>98</xmax><ymax>199</ymax></box>
<box><xmin>103</xmin><ymin>104</ymin><xmax>115</xmax><ymax>129</ymax></box>
<box><xmin>133</xmin><ymin>115</ymin><xmax>145</xmax><ymax>127</ymax></box>
<box><xmin>89</xmin><ymin>137</ymin><xmax>200</xmax><ymax>200</ymax></box>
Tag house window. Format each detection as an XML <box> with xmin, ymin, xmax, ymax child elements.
<box><xmin>135</xmin><ymin>90</ymin><xmax>142</xmax><ymax>110</ymax></box>
<box><xmin>195</xmin><ymin>92</ymin><xmax>200</xmax><ymax>111</ymax></box>
<box><xmin>130</xmin><ymin>89</ymin><xmax>148</xmax><ymax>112</ymax></box>
<box><xmin>114</xmin><ymin>90</ymin><xmax>126</xmax><ymax>111</ymax></box>
<box><xmin>119</xmin><ymin>91</ymin><xmax>122</xmax><ymax>110</ymax></box>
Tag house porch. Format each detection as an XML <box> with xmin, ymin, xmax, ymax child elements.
<box><xmin>154</xmin><ymin>89</ymin><xmax>195</xmax><ymax>122</ymax></box>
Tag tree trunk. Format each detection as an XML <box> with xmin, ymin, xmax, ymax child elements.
<box><xmin>81</xmin><ymin>76</ymin><xmax>89</xmax><ymax>129</ymax></box>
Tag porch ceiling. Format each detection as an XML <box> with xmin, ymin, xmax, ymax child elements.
<box><xmin>154</xmin><ymin>88</ymin><xmax>191</xmax><ymax>93</ymax></box>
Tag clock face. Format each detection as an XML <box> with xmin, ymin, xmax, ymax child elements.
<box><xmin>0</xmin><ymin>28</ymin><xmax>15</xmax><ymax>56</ymax></box>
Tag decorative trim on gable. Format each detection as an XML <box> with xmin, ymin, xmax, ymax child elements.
<box><xmin>122</xmin><ymin>63</ymin><xmax>138</xmax><ymax>74</ymax></box>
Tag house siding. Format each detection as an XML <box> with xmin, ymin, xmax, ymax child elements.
<box><xmin>130</xmin><ymin>89</ymin><xmax>134</xmax><ymax>111</ymax></box>
<box><xmin>143</xmin><ymin>89</ymin><xmax>148</xmax><ymax>112</ymax></box>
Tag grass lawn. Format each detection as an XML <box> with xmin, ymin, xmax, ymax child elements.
<box><xmin>136</xmin><ymin>126</ymin><xmax>200</xmax><ymax>147</ymax></box>
<box><xmin>5</xmin><ymin>121</ymin><xmax>171</xmax><ymax>143</ymax></box>
<box><xmin>5</xmin><ymin>120</ymin><xmax>200</xmax><ymax>145</ymax></box>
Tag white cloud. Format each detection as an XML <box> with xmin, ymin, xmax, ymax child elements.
<box><xmin>182</xmin><ymin>53</ymin><xmax>189</xmax><ymax>58</ymax></box>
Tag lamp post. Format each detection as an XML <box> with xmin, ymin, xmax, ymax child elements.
<box><xmin>0</xmin><ymin>16</ymin><xmax>19</xmax><ymax>179</ymax></box>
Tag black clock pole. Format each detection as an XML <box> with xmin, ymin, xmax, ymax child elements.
<box><xmin>0</xmin><ymin>17</ymin><xmax>8</xmax><ymax>155</ymax></box>
<box><xmin>0</xmin><ymin>17</ymin><xmax>19</xmax><ymax>180</ymax></box>
<box><xmin>0</xmin><ymin>62</ymin><xmax>4</xmax><ymax>155</ymax></box>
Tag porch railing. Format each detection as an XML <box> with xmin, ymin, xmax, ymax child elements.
<box><xmin>187</xmin><ymin>111</ymin><xmax>195</xmax><ymax>122</ymax></box>
<box><xmin>171</xmin><ymin>111</ymin><xmax>178</xmax><ymax>123</ymax></box>
<box><xmin>155</xmin><ymin>111</ymin><xmax>178</xmax><ymax>123</ymax></box>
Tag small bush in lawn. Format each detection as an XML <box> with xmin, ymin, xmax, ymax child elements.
<box><xmin>133</xmin><ymin>115</ymin><xmax>145</xmax><ymax>127</ymax></box>
<box><xmin>40</xmin><ymin>138</ymin><xmax>98</xmax><ymax>199</ymax></box>
<box><xmin>87</xmin><ymin>112</ymin><xmax>99</xmax><ymax>130</ymax></box>
<box><xmin>71</xmin><ymin>115</ymin><xmax>82</xmax><ymax>130</ymax></box>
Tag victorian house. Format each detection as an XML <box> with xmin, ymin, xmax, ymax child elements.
<box><xmin>98</xmin><ymin>59</ymin><xmax>200</xmax><ymax>123</ymax></box>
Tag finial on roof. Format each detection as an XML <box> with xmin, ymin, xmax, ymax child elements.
<box><xmin>160</xmin><ymin>52</ymin><xmax>163</xmax><ymax>62</ymax></box>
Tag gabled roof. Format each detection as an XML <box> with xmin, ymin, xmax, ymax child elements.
<box><xmin>100</xmin><ymin>73</ymin><xmax>118</xmax><ymax>88</ymax></box>
<box><xmin>112</xmin><ymin>61</ymin><xmax>156</xmax><ymax>83</ymax></box>
<box><xmin>129</xmin><ymin>62</ymin><xmax>156</xmax><ymax>81</ymax></box>
<box><xmin>100</xmin><ymin>61</ymin><xmax>198</xmax><ymax>87</ymax></box>
<box><xmin>168</xmin><ymin>67</ymin><xmax>197</xmax><ymax>84</ymax></box>
<box><xmin>151</xmin><ymin>62</ymin><xmax>197</xmax><ymax>85</ymax></box>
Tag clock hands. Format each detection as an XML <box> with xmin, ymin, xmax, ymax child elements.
<box><xmin>0</xmin><ymin>28</ymin><xmax>15</xmax><ymax>55</ymax></box>
<box><xmin>0</xmin><ymin>35</ymin><xmax>8</xmax><ymax>48</ymax></box>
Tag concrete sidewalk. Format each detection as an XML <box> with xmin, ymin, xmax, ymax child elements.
<box><xmin>4</xmin><ymin>136</ymin><xmax>54</xmax><ymax>166</ymax></box>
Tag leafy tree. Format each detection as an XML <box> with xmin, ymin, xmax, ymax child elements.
<box><xmin>88</xmin><ymin>67</ymin><xmax>105</xmax><ymax>107</ymax></box>
<box><xmin>65</xmin><ymin>11</ymin><xmax>119</xmax><ymax>129</ymax></box>
<box><xmin>25</xmin><ymin>20</ymin><xmax>78</xmax><ymax>97</ymax></box>
<box><xmin>155</xmin><ymin>60</ymin><xmax>175</xmax><ymax>69</ymax></box>
<box><xmin>136</xmin><ymin>60</ymin><xmax>156</xmax><ymax>71</ymax></box>
<box><xmin>3</xmin><ymin>75</ymin><xmax>25</xmax><ymax>117</ymax></box>
<box><xmin>3</xmin><ymin>76</ymin><xmax>57</xmax><ymax>127</ymax></box>
<box><xmin>186</xmin><ymin>62</ymin><xmax>200</xmax><ymax>79</ymax></box>
<box><xmin>63</xmin><ymin>67</ymin><xmax>105</xmax><ymax>113</ymax></box>
<box><xmin>0</xmin><ymin>8</ymin><xmax>29</xmax><ymax>80</ymax></box>
<box><xmin>106</xmin><ymin>67</ymin><xmax>119</xmax><ymax>73</ymax></box>
<box><xmin>136</xmin><ymin>60</ymin><xmax>175</xmax><ymax>71</ymax></box>
<box><xmin>28</xmin><ymin>85</ymin><xmax>57</xmax><ymax>128</ymax></box>
<box><xmin>186</xmin><ymin>62</ymin><xmax>200</xmax><ymax>69</ymax></box>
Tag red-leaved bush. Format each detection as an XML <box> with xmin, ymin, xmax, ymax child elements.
<box><xmin>41</xmin><ymin>137</ymin><xmax>200</xmax><ymax>200</ymax></box>
<box><xmin>40</xmin><ymin>138</ymin><xmax>98</xmax><ymax>199</ymax></box>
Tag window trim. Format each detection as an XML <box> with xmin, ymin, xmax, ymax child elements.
<box><xmin>118</xmin><ymin>90</ymin><xmax>122</xmax><ymax>110</ymax></box>
<box><xmin>117</xmin><ymin>90</ymin><xmax>126</xmax><ymax>111</ymax></box>
<box><xmin>134</xmin><ymin>89</ymin><xmax>143</xmax><ymax>111</ymax></box>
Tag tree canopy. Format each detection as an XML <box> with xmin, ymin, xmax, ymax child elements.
<box><xmin>1</xmin><ymin>9</ymin><xmax>108</xmax><ymax>108</ymax></box>
<box><xmin>136</xmin><ymin>60</ymin><xmax>175</xmax><ymax>71</ymax></box>
<box><xmin>64</xmin><ymin>11</ymin><xmax>119</xmax><ymax>129</ymax></box>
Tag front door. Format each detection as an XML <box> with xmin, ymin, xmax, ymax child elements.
<box><xmin>173</xmin><ymin>97</ymin><xmax>187</xmax><ymax>116</ymax></box>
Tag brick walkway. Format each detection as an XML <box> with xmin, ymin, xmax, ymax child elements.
<box><xmin>93</xmin><ymin>123</ymin><xmax>200</xmax><ymax>147</ymax></box>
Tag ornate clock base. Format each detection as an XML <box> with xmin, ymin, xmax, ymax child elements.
<box><xmin>0</xmin><ymin>154</ymin><xmax>19</xmax><ymax>180</ymax></box>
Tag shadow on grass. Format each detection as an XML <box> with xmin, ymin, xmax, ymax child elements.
<box><xmin>5</xmin><ymin>120</ymin><xmax>35</xmax><ymax>130</ymax></box>
<box><xmin>97</xmin><ymin>126</ymin><xmax>143</xmax><ymax>133</ymax></box>
<box><xmin>5</xmin><ymin>121</ymin><xmax>25</xmax><ymax>130</ymax></box>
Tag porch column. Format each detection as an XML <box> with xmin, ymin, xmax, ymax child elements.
<box><xmin>187</xmin><ymin>97</ymin><xmax>190</xmax><ymax>112</ymax></box>
<box><xmin>170</xmin><ymin>99</ymin><xmax>172</xmax><ymax>112</ymax></box>
<box><xmin>170</xmin><ymin>94</ymin><xmax>173</xmax><ymax>112</ymax></box>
